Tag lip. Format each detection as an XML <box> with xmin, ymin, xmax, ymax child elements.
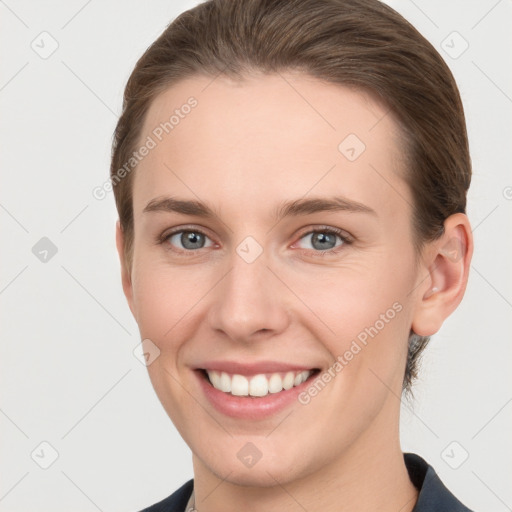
<box><xmin>194</xmin><ymin>366</ymin><xmax>319</xmax><ymax>420</ymax></box>
<box><xmin>197</xmin><ymin>360</ymin><xmax>315</xmax><ymax>376</ymax></box>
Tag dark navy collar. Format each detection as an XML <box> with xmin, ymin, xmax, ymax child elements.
<box><xmin>405</xmin><ymin>453</ymin><xmax>473</xmax><ymax>511</ymax></box>
<box><xmin>139</xmin><ymin>479</ymin><xmax>193</xmax><ymax>512</ymax></box>
<box><xmin>139</xmin><ymin>452</ymin><xmax>474</xmax><ymax>511</ymax></box>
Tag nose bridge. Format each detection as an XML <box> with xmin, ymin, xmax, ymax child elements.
<box><xmin>208</xmin><ymin>241</ymin><xmax>289</xmax><ymax>341</ymax></box>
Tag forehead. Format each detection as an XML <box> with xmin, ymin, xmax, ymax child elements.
<box><xmin>133</xmin><ymin>72</ymin><xmax>409</xmax><ymax>220</ymax></box>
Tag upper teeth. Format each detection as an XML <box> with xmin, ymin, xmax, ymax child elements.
<box><xmin>206</xmin><ymin>370</ymin><xmax>312</xmax><ymax>397</ymax></box>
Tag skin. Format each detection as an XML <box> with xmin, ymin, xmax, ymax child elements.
<box><xmin>116</xmin><ymin>72</ymin><xmax>473</xmax><ymax>512</ymax></box>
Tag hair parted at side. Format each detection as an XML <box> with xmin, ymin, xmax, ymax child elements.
<box><xmin>110</xmin><ymin>0</ymin><xmax>471</xmax><ymax>392</ymax></box>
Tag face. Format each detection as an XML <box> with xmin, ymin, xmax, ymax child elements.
<box><xmin>120</xmin><ymin>73</ymin><xmax>425</xmax><ymax>486</ymax></box>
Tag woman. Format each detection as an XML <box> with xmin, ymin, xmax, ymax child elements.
<box><xmin>111</xmin><ymin>0</ymin><xmax>474</xmax><ymax>510</ymax></box>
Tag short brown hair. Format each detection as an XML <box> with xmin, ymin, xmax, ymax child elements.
<box><xmin>110</xmin><ymin>0</ymin><xmax>471</xmax><ymax>392</ymax></box>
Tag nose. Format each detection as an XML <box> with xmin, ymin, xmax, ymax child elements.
<box><xmin>207</xmin><ymin>247</ymin><xmax>290</xmax><ymax>343</ymax></box>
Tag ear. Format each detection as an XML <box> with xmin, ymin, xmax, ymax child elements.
<box><xmin>411</xmin><ymin>213</ymin><xmax>473</xmax><ymax>337</ymax></box>
<box><xmin>115</xmin><ymin>221</ymin><xmax>136</xmax><ymax>318</ymax></box>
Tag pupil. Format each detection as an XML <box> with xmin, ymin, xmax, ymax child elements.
<box><xmin>312</xmin><ymin>232</ymin><xmax>335</xmax><ymax>250</ymax></box>
<box><xmin>182</xmin><ymin>232</ymin><xmax>204</xmax><ymax>249</ymax></box>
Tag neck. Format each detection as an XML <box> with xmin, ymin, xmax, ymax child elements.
<box><xmin>191</xmin><ymin>403</ymin><xmax>418</xmax><ymax>512</ymax></box>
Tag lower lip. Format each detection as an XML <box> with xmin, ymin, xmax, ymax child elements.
<box><xmin>196</xmin><ymin>370</ymin><xmax>316</xmax><ymax>420</ymax></box>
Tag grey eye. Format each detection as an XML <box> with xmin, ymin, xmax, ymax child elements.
<box><xmin>297</xmin><ymin>231</ymin><xmax>344</xmax><ymax>251</ymax></box>
<box><xmin>168</xmin><ymin>231</ymin><xmax>213</xmax><ymax>250</ymax></box>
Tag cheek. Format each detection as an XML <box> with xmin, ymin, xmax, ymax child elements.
<box><xmin>289</xmin><ymin>259</ymin><xmax>411</xmax><ymax>341</ymax></box>
<box><xmin>132</xmin><ymin>258</ymin><xmax>187</xmax><ymax>350</ymax></box>
<box><xmin>130</xmin><ymin>258</ymin><xmax>202</xmax><ymax>338</ymax></box>
<box><xmin>131</xmin><ymin>269</ymin><xmax>170</xmax><ymax>339</ymax></box>
<box><xmin>129</xmin><ymin>262</ymin><xmax>202</xmax><ymax>427</ymax></box>
<box><xmin>284</xmin><ymin>254</ymin><xmax>414</xmax><ymax>394</ymax></box>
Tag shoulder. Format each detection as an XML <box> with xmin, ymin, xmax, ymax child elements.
<box><xmin>137</xmin><ymin>479</ymin><xmax>194</xmax><ymax>512</ymax></box>
<box><xmin>404</xmin><ymin>452</ymin><xmax>475</xmax><ymax>512</ymax></box>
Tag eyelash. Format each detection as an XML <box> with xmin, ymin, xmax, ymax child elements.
<box><xmin>293</xmin><ymin>226</ymin><xmax>353</xmax><ymax>256</ymax></box>
<box><xmin>157</xmin><ymin>225</ymin><xmax>353</xmax><ymax>257</ymax></box>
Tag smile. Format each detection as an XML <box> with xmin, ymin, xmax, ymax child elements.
<box><xmin>195</xmin><ymin>363</ymin><xmax>321</xmax><ymax>419</ymax></box>
<box><xmin>205</xmin><ymin>369</ymin><xmax>313</xmax><ymax>397</ymax></box>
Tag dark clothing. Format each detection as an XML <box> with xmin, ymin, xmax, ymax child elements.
<box><xmin>139</xmin><ymin>452</ymin><xmax>474</xmax><ymax>511</ymax></box>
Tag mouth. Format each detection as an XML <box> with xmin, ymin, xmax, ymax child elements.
<box><xmin>193</xmin><ymin>361</ymin><xmax>322</xmax><ymax>419</ymax></box>
<box><xmin>201</xmin><ymin>368</ymin><xmax>319</xmax><ymax>397</ymax></box>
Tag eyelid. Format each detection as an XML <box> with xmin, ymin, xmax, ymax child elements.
<box><xmin>158</xmin><ymin>225</ymin><xmax>216</xmax><ymax>249</ymax></box>
<box><xmin>158</xmin><ymin>224</ymin><xmax>354</xmax><ymax>254</ymax></box>
<box><xmin>294</xmin><ymin>225</ymin><xmax>353</xmax><ymax>242</ymax></box>
<box><xmin>290</xmin><ymin>225</ymin><xmax>353</xmax><ymax>254</ymax></box>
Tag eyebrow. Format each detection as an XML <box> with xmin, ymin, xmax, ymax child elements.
<box><xmin>143</xmin><ymin>195</ymin><xmax>376</xmax><ymax>220</ymax></box>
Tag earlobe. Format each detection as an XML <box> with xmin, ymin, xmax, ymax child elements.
<box><xmin>412</xmin><ymin>213</ymin><xmax>473</xmax><ymax>337</ymax></box>
<box><xmin>115</xmin><ymin>221</ymin><xmax>136</xmax><ymax>318</ymax></box>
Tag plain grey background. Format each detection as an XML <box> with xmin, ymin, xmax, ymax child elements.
<box><xmin>1</xmin><ymin>1</ymin><xmax>511</xmax><ymax>511</ymax></box>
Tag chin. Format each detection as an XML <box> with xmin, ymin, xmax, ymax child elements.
<box><xmin>194</xmin><ymin>438</ymin><xmax>317</xmax><ymax>488</ymax></box>
<box><xmin>208</xmin><ymin>459</ymin><xmax>303</xmax><ymax>488</ymax></box>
